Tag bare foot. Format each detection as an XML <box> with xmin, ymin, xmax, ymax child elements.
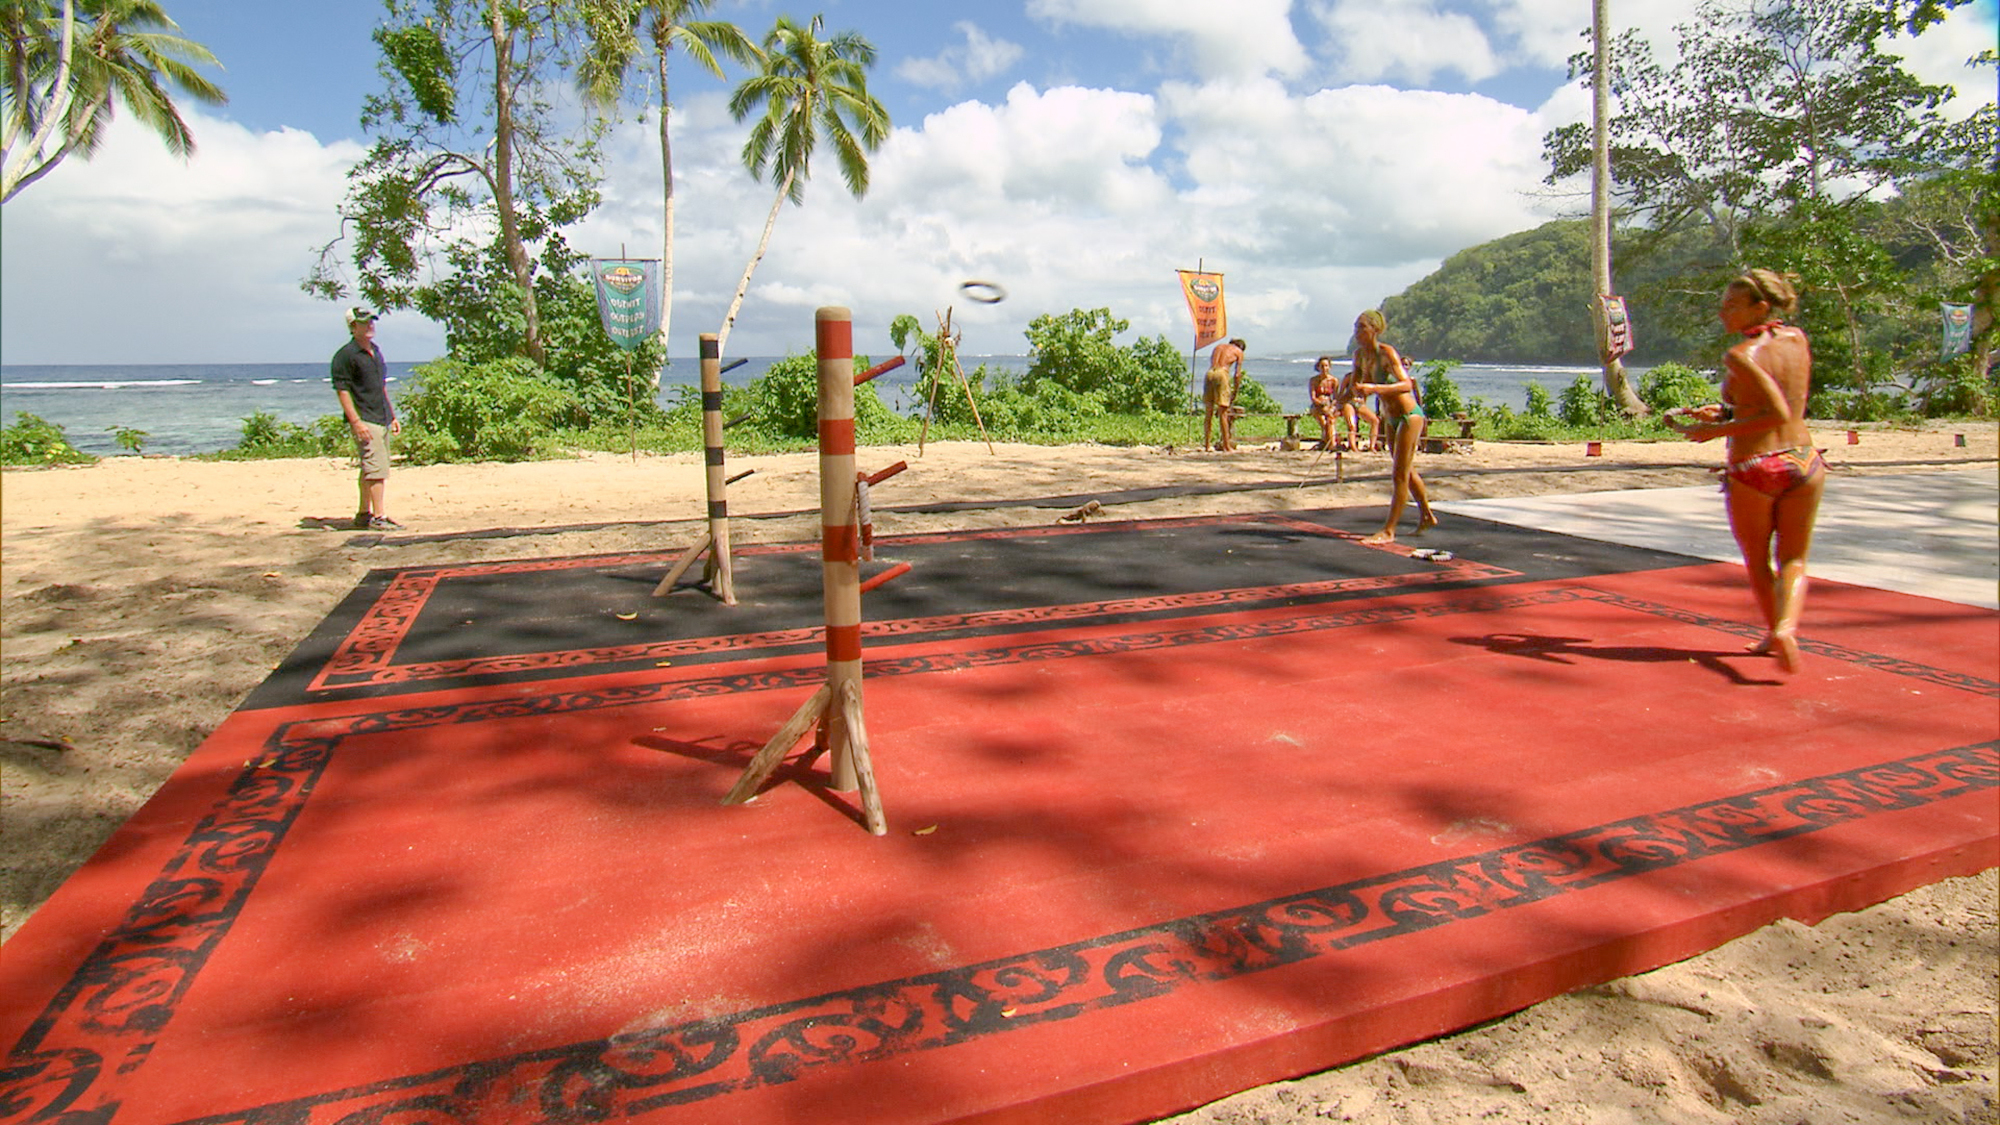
<box><xmin>1415</xmin><ymin>512</ymin><xmax>1438</xmax><ymax>536</ymax></box>
<box><xmin>1771</xmin><ymin>631</ymin><xmax>1802</xmax><ymax>674</ymax></box>
<box><xmin>1361</xmin><ymin>530</ymin><xmax>1394</xmax><ymax>545</ymax></box>
<box><xmin>1746</xmin><ymin>634</ymin><xmax>1776</xmax><ymax>655</ymax></box>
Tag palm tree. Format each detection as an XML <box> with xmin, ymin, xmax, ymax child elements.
<box><xmin>578</xmin><ymin>0</ymin><xmax>759</xmax><ymax>359</ymax></box>
<box><xmin>1589</xmin><ymin>0</ymin><xmax>1645</xmax><ymax>415</ymax></box>
<box><xmin>2</xmin><ymin>0</ymin><xmax>226</xmax><ymax>203</ymax></box>
<box><xmin>716</xmin><ymin>13</ymin><xmax>887</xmax><ymax>353</ymax></box>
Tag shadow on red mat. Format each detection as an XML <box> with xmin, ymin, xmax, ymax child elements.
<box><xmin>2</xmin><ymin>509</ymin><xmax>1994</xmax><ymax>1125</ymax></box>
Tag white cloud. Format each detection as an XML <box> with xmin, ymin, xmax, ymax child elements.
<box><xmin>1309</xmin><ymin>0</ymin><xmax>1505</xmax><ymax>85</ymax></box>
<box><xmin>895</xmin><ymin>22</ymin><xmax>1025</xmax><ymax>92</ymax></box>
<box><xmin>0</xmin><ymin>111</ymin><xmax>431</xmax><ymax>364</ymax></box>
<box><xmin>0</xmin><ymin>63</ymin><xmax>1571</xmax><ymax>369</ymax></box>
<box><xmin>1027</xmin><ymin>0</ymin><xmax>1312</xmax><ymax>80</ymax></box>
<box><xmin>1486</xmin><ymin>0</ymin><xmax>1594</xmax><ymax>70</ymax></box>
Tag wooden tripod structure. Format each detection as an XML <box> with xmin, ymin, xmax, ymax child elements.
<box><xmin>724</xmin><ymin>307</ymin><xmax>888</xmax><ymax>835</ymax></box>
<box><xmin>917</xmin><ymin>306</ymin><xmax>995</xmax><ymax>455</ymax></box>
<box><xmin>654</xmin><ymin>334</ymin><xmax>737</xmax><ymax>603</ymax></box>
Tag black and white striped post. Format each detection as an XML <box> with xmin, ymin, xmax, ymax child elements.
<box><xmin>654</xmin><ymin>333</ymin><xmax>737</xmax><ymax>603</ymax></box>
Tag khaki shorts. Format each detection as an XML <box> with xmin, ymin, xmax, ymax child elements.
<box><xmin>355</xmin><ymin>421</ymin><xmax>390</xmax><ymax>480</ymax></box>
<box><xmin>1203</xmin><ymin>368</ymin><xmax>1234</xmax><ymax>409</ymax></box>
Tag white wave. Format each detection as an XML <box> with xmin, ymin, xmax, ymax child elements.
<box><xmin>1454</xmin><ymin>363</ymin><xmax>1602</xmax><ymax>375</ymax></box>
<box><xmin>0</xmin><ymin>379</ymin><xmax>201</xmax><ymax>390</ymax></box>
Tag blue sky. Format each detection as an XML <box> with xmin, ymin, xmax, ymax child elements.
<box><xmin>1</xmin><ymin>0</ymin><xmax>1992</xmax><ymax>365</ymax></box>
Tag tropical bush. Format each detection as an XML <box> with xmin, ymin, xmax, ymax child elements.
<box><xmin>1637</xmin><ymin>363</ymin><xmax>1716</xmax><ymax>412</ymax></box>
<box><xmin>397</xmin><ymin>358</ymin><xmax>581</xmax><ymax>462</ymax></box>
<box><xmin>231</xmin><ymin>411</ymin><xmax>351</xmax><ymax>458</ymax></box>
<box><xmin>1523</xmin><ymin>383</ymin><xmax>1555</xmax><ymax>418</ymax></box>
<box><xmin>1232</xmin><ymin>376</ymin><xmax>1282</xmax><ymax>415</ymax></box>
<box><xmin>733</xmin><ymin>352</ymin><xmax>907</xmax><ymax>441</ymax></box>
<box><xmin>415</xmin><ymin>213</ymin><xmax>670</xmax><ymax>431</ymax></box>
<box><xmin>1911</xmin><ymin>352</ymin><xmax>1996</xmax><ymax>417</ymax></box>
<box><xmin>1417</xmin><ymin>361</ymin><xmax>1466</xmax><ymax>418</ymax></box>
<box><xmin>0</xmin><ymin>413</ymin><xmax>94</xmax><ymax>466</ymax></box>
<box><xmin>1021</xmin><ymin>307</ymin><xmax>1191</xmax><ymax>415</ymax></box>
<box><xmin>1807</xmin><ymin>388</ymin><xmax>1911</xmax><ymax>422</ymax></box>
<box><xmin>1558</xmin><ymin>377</ymin><xmax>1618</xmax><ymax>427</ymax></box>
<box><xmin>976</xmin><ymin>381</ymin><xmax>1106</xmax><ymax>441</ymax></box>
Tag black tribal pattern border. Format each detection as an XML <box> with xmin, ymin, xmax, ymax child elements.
<box><xmin>3</xmin><ymin>585</ymin><xmax>1994</xmax><ymax>1123</ymax></box>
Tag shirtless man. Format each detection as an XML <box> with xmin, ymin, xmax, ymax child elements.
<box><xmin>1202</xmin><ymin>337</ymin><xmax>1247</xmax><ymax>451</ymax></box>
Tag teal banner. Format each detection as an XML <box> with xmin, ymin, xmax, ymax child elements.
<box><xmin>592</xmin><ymin>259</ymin><xmax>662</xmax><ymax>351</ymax></box>
<box><xmin>1941</xmin><ymin>302</ymin><xmax>1973</xmax><ymax>358</ymax></box>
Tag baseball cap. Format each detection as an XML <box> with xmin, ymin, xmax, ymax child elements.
<box><xmin>344</xmin><ymin>306</ymin><xmax>377</xmax><ymax>325</ymax></box>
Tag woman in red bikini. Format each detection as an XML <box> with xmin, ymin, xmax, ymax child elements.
<box><xmin>1666</xmin><ymin>269</ymin><xmax>1825</xmax><ymax>673</ymax></box>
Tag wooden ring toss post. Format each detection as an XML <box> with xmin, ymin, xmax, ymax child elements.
<box><xmin>724</xmin><ymin>307</ymin><xmax>885</xmax><ymax>835</ymax></box>
<box><xmin>653</xmin><ymin>334</ymin><xmax>737</xmax><ymax>602</ymax></box>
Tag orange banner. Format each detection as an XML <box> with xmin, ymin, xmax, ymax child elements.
<box><xmin>1177</xmin><ymin>270</ymin><xmax>1227</xmax><ymax>350</ymax></box>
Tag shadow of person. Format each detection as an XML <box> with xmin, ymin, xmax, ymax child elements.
<box><xmin>1453</xmin><ymin>633</ymin><xmax>1782</xmax><ymax>687</ymax></box>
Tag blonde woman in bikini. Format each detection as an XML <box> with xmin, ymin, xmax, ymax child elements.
<box><xmin>1666</xmin><ymin>269</ymin><xmax>1825</xmax><ymax>674</ymax></box>
<box><xmin>1350</xmin><ymin>309</ymin><xmax>1435</xmax><ymax>543</ymax></box>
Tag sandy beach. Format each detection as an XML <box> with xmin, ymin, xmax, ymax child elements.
<box><xmin>3</xmin><ymin>423</ymin><xmax>1995</xmax><ymax>1123</ymax></box>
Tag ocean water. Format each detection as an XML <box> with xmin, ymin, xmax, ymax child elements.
<box><xmin>0</xmin><ymin>355</ymin><xmax>1618</xmax><ymax>457</ymax></box>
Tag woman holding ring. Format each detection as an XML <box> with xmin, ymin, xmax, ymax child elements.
<box><xmin>1667</xmin><ymin>269</ymin><xmax>1825</xmax><ymax>674</ymax></box>
<box><xmin>1351</xmin><ymin>309</ymin><xmax>1435</xmax><ymax>543</ymax></box>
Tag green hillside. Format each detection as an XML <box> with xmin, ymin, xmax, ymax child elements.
<box><xmin>1379</xmin><ymin>220</ymin><xmax>1714</xmax><ymax>366</ymax></box>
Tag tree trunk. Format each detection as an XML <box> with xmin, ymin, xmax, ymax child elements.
<box><xmin>717</xmin><ymin>168</ymin><xmax>794</xmax><ymax>355</ymax></box>
<box><xmin>1973</xmin><ymin>196</ymin><xmax>1996</xmax><ymax>386</ymax></box>
<box><xmin>1</xmin><ymin>0</ymin><xmax>78</xmax><ymax>203</ymax></box>
<box><xmin>1838</xmin><ymin>281</ymin><xmax>1866</xmax><ymax>390</ymax></box>
<box><xmin>1591</xmin><ymin>0</ymin><xmax>1647</xmax><ymax>416</ymax></box>
<box><xmin>489</xmin><ymin>0</ymin><xmax>546</xmax><ymax>366</ymax></box>
<box><xmin>655</xmin><ymin>45</ymin><xmax>673</xmax><ymax>382</ymax></box>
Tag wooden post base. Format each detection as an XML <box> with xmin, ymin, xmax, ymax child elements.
<box><xmin>723</xmin><ymin>680</ymin><xmax>885</xmax><ymax>836</ymax></box>
<box><xmin>653</xmin><ymin>531</ymin><xmax>737</xmax><ymax>604</ymax></box>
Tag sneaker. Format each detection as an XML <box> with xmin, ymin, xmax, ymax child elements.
<box><xmin>368</xmin><ymin>515</ymin><xmax>404</xmax><ymax>531</ymax></box>
<box><xmin>352</xmin><ymin>511</ymin><xmax>372</xmax><ymax>529</ymax></box>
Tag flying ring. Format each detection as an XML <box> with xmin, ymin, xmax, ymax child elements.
<box><xmin>960</xmin><ymin>280</ymin><xmax>1007</xmax><ymax>304</ymax></box>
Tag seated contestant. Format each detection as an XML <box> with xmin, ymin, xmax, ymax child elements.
<box><xmin>1202</xmin><ymin>337</ymin><xmax>1248</xmax><ymax>451</ymax></box>
<box><xmin>1308</xmin><ymin>355</ymin><xmax>1341</xmax><ymax>449</ymax></box>
<box><xmin>1350</xmin><ymin>309</ymin><xmax>1435</xmax><ymax>543</ymax></box>
<box><xmin>1665</xmin><ymin>268</ymin><xmax>1824</xmax><ymax>674</ymax></box>
<box><xmin>1335</xmin><ymin>359</ymin><xmax>1379</xmax><ymax>451</ymax></box>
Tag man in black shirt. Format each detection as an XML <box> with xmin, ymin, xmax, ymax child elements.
<box><xmin>329</xmin><ymin>306</ymin><xmax>403</xmax><ymax>530</ymax></box>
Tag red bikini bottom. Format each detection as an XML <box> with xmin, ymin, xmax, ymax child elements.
<box><xmin>1723</xmin><ymin>447</ymin><xmax>1826</xmax><ymax>497</ymax></box>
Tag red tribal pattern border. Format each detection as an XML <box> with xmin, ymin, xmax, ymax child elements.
<box><xmin>3</xmin><ymin>585</ymin><xmax>1993</xmax><ymax>1123</ymax></box>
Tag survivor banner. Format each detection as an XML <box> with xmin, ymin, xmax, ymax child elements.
<box><xmin>1941</xmin><ymin>302</ymin><xmax>1973</xmax><ymax>358</ymax></box>
<box><xmin>591</xmin><ymin>259</ymin><xmax>662</xmax><ymax>351</ymax></box>
<box><xmin>1177</xmin><ymin>269</ymin><xmax>1227</xmax><ymax>351</ymax></box>
<box><xmin>1599</xmin><ymin>294</ymin><xmax>1635</xmax><ymax>359</ymax></box>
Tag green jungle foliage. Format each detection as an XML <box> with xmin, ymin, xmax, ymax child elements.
<box><xmin>397</xmin><ymin>358</ymin><xmax>584</xmax><ymax>463</ymax></box>
<box><xmin>1021</xmin><ymin>307</ymin><xmax>1193</xmax><ymax>415</ymax></box>
<box><xmin>222</xmin><ymin>411</ymin><xmax>351</xmax><ymax>459</ymax></box>
<box><xmin>0</xmin><ymin>413</ymin><xmax>94</xmax><ymax>466</ymax></box>
<box><xmin>1383</xmin><ymin>220</ymin><xmax>1719</xmax><ymax>366</ymax></box>
<box><xmin>418</xmin><ymin>208</ymin><xmax>669</xmax><ymax>431</ymax></box>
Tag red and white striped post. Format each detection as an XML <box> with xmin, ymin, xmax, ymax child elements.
<box><xmin>653</xmin><ymin>333</ymin><xmax>737</xmax><ymax>602</ymax></box>
<box><xmin>816</xmin><ymin>308</ymin><xmax>864</xmax><ymax>792</ymax></box>
<box><xmin>724</xmin><ymin>307</ymin><xmax>885</xmax><ymax>834</ymax></box>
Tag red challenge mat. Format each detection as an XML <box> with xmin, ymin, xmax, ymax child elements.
<box><xmin>1</xmin><ymin>541</ymin><xmax>1995</xmax><ymax>1124</ymax></box>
